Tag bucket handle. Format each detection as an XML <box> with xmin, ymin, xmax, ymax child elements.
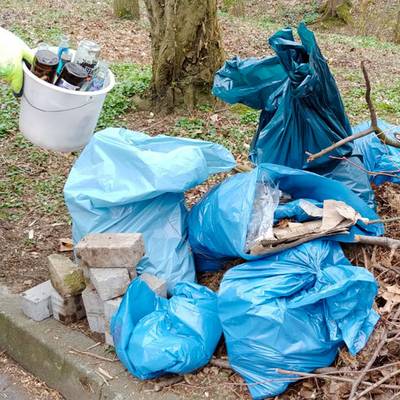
<box><xmin>22</xmin><ymin>93</ymin><xmax>96</xmax><ymax>113</ymax></box>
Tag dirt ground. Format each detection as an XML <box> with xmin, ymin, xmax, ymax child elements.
<box><xmin>0</xmin><ymin>0</ymin><xmax>400</xmax><ymax>399</ymax></box>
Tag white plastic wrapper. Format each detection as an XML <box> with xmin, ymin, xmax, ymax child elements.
<box><xmin>246</xmin><ymin>177</ymin><xmax>280</xmax><ymax>251</ymax></box>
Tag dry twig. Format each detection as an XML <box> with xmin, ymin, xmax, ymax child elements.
<box><xmin>68</xmin><ymin>347</ymin><xmax>117</xmax><ymax>362</ymax></box>
<box><xmin>307</xmin><ymin>61</ymin><xmax>400</xmax><ymax>162</ymax></box>
<box><xmin>355</xmin><ymin>235</ymin><xmax>400</xmax><ymax>250</ymax></box>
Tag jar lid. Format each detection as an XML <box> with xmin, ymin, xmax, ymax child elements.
<box><xmin>78</xmin><ymin>39</ymin><xmax>101</xmax><ymax>52</ymax></box>
<box><xmin>61</xmin><ymin>52</ymin><xmax>73</xmax><ymax>62</ymax></box>
<box><xmin>64</xmin><ymin>62</ymin><xmax>89</xmax><ymax>79</ymax></box>
<box><xmin>36</xmin><ymin>50</ymin><xmax>59</xmax><ymax>66</ymax></box>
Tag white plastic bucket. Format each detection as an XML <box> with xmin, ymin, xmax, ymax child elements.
<box><xmin>19</xmin><ymin>62</ymin><xmax>115</xmax><ymax>152</ymax></box>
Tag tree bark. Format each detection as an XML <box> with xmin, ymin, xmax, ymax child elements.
<box><xmin>320</xmin><ymin>0</ymin><xmax>352</xmax><ymax>23</ymax></box>
<box><xmin>113</xmin><ymin>0</ymin><xmax>140</xmax><ymax>19</ymax></box>
<box><xmin>144</xmin><ymin>0</ymin><xmax>224</xmax><ymax>112</ymax></box>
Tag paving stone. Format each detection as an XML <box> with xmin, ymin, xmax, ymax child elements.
<box><xmin>75</xmin><ymin>233</ymin><xmax>145</xmax><ymax>269</ymax></box>
<box><xmin>140</xmin><ymin>273</ymin><xmax>167</xmax><ymax>297</ymax></box>
<box><xmin>48</xmin><ymin>254</ymin><xmax>85</xmax><ymax>297</ymax></box>
<box><xmin>103</xmin><ymin>297</ymin><xmax>122</xmax><ymax>324</ymax></box>
<box><xmin>89</xmin><ymin>268</ymin><xmax>130</xmax><ymax>301</ymax></box>
<box><xmin>20</xmin><ymin>281</ymin><xmax>55</xmax><ymax>321</ymax></box>
<box><xmin>51</xmin><ymin>290</ymin><xmax>85</xmax><ymax>324</ymax></box>
<box><xmin>82</xmin><ymin>286</ymin><xmax>105</xmax><ymax>333</ymax></box>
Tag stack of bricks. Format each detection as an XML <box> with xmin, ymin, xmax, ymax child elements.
<box><xmin>76</xmin><ymin>233</ymin><xmax>167</xmax><ymax>346</ymax></box>
<box><xmin>21</xmin><ymin>232</ymin><xmax>167</xmax><ymax>347</ymax></box>
<box><xmin>21</xmin><ymin>254</ymin><xmax>86</xmax><ymax>323</ymax></box>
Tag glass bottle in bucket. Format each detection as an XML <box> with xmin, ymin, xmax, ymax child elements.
<box><xmin>55</xmin><ymin>62</ymin><xmax>88</xmax><ymax>91</ymax></box>
<box><xmin>83</xmin><ymin>61</ymin><xmax>108</xmax><ymax>91</ymax></box>
<box><xmin>31</xmin><ymin>49</ymin><xmax>59</xmax><ymax>83</ymax></box>
<box><xmin>74</xmin><ymin>39</ymin><xmax>101</xmax><ymax>77</ymax></box>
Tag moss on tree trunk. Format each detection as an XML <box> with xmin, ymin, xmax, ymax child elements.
<box><xmin>113</xmin><ymin>0</ymin><xmax>140</xmax><ymax>19</ymax></box>
<box><xmin>144</xmin><ymin>0</ymin><xmax>224</xmax><ymax>112</ymax></box>
<box><xmin>320</xmin><ymin>0</ymin><xmax>352</xmax><ymax>24</ymax></box>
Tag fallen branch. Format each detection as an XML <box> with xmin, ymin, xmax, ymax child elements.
<box><xmin>329</xmin><ymin>155</ymin><xmax>400</xmax><ymax>178</ymax></box>
<box><xmin>348</xmin><ymin>328</ymin><xmax>388</xmax><ymax>400</ymax></box>
<box><xmin>366</xmin><ymin>216</ymin><xmax>400</xmax><ymax>225</ymax></box>
<box><xmin>276</xmin><ymin>368</ymin><xmax>400</xmax><ymax>390</ymax></box>
<box><xmin>354</xmin><ymin>369</ymin><xmax>400</xmax><ymax>400</ymax></box>
<box><xmin>68</xmin><ymin>347</ymin><xmax>117</xmax><ymax>362</ymax></box>
<box><xmin>307</xmin><ymin>61</ymin><xmax>400</xmax><ymax>163</ymax></box>
<box><xmin>355</xmin><ymin>235</ymin><xmax>400</xmax><ymax>250</ymax></box>
<box><xmin>306</xmin><ymin>127</ymin><xmax>375</xmax><ymax>162</ymax></box>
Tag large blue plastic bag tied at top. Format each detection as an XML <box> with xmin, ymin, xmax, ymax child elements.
<box><xmin>64</xmin><ymin>128</ymin><xmax>235</xmax><ymax>290</ymax></box>
<box><xmin>212</xmin><ymin>23</ymin><xmax>353</xmax><ymax>170</ymax></box>
<box><xmin>218</xmin><ymin>240</ymin><xmax>379</xmax><ymax>399</ymax></box>
<box><xmin>353</xmin><ymin>119</ymin><xmax>400</xmax><ymax>185</ymax></box>
<box><xmin>111</xmin><ymin>279</ymin><xmax>222</xmax><ymax>379</ymax></box>
<box><xmin>188</xmin><ymin>163</ymin><xmax>383</xmax><ymax>272</ymax></box>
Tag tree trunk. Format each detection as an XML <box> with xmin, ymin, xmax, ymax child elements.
<box><xmin>394</xmin><ymin>10</ymin><xmax>400</xmax><ymax>44</ymax></box>
<box><xmin>320</xmin><ymin>0</ymin><xmax>352</xmax><ymax>23</ymax></box>
<box><xmin>113</xmin><ymin>0</ymin><xmax>140</xmax><ymax>19</ymax></box>
<box><xmin>144</xmin><ymin>0</ymin><xmax>224</xmax><ymax>112</ymax></box>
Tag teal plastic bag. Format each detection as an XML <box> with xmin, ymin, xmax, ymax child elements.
<box><xmin>188</xmin><ymin>163</ymin><xmax>383</xmax><ymax>272</ymax></box>
<box><xmin>353</xmin><ymin>119</ymin><xmax>400</xmax><ymax>185</ymax></box>
<box><xmin>111</xmin><ymin>279</ymin><xmax>222</xmax><ymax>379</ymax></box>
<box><xmin>218</xmin><ymin>241</ymin><xmax>379</xmax><ymax>399</ymax></box>
<box><xmin>64</xmin><ymin>128</ymin><xmax>235</xmax><ymax>290</ymax></box>
<box><xmin>213</xmin><ymin>23</ymin><xmax>353</xmax><ymax>170</ymax></box>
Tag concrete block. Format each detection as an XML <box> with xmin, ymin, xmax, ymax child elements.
<box><xmin>140</xmin><ymin>273</ymin><xmax>167</xmax><ymax>298</ymax></box>
<box><xmin>75</xmin><ymin>233</ymin><xmax>145</xmax><ymax>269</ymax></box>
<box><xmin>82</xmin><ymin>286</ymin><xmax>105</xmax><ymax>333</ymax></box>
<box><xmin>51</xmin><ymin>291</ymin><xmax>85</xmax><ymax>324</ymax></box>
<box><xmin>48</xmin><ymin>254</ymin><xmax>85</xmax><ymax>297</ymax></box>
<box><xmin>21</xmin><ymin>281</ymin><xmax>55</xmax><ymax>321</ymax></box>
<box><xmin>103</xmin><ymin>297</ymin><xmax>122</xmax><ymax>324</ymax></box>
<box><xmin>89</xmin><ymin>268</ymin><xmax>130</xmax><ymax>301</ymax></box>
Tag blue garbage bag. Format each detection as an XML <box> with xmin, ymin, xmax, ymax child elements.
<box><xmin>111</xmin><ymin>279</ymin><xmax>222</xmax><ymax>379</ymax></box>
<box><xmin>213</xmin><ymin>23</ymin><xmax>353</xmax><ymax>170</ymax></box>
<box><xmin>64</xmin><ymin>128</ymin><xmax>235</xmax><ymax>290</ymax></box>
<box><xmin>188</xmin><ymin>163</ymin><xmax>383</xmax><ymax>272</ymax></box>
<box><xmin>353</xmin><ymin>119</ymin><xmax>400</xmax><ymax>185</ymax></box>
<box><xmin>218</xmin><ymin>240</ymin><xmax>379</xmax><ymax>399</ymax></box>
<box><xmin>320</xmin><ymin>154</ymin><xmax>376</xmax><ymax>209</ymax></box>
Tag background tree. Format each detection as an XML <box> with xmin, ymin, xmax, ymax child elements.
<box><xmin>113</xmin><ymin>0</ymin><xmax>140</xmax><ymax>19</ymax></box>
<box><xmin>143</xmin><ymin>0</ymin><xmax>224</xmax><ymax>111</ymax></box>
<box><xmin>320</xmin><ymin>0</ymin><xmax>352</xmax><ymax>24</ymax></box>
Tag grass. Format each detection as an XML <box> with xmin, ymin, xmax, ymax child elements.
<box><xmin>96</xmin><ymin>63</ymin><xmax>151</xmax><ymax>129</ymax></box>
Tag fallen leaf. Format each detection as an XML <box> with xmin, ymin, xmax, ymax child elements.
<box><xmin>381</xmin><ymin>284</ymin><xmax>400</xmax><ymax>313</ymax></box>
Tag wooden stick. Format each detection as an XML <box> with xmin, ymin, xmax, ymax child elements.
<box><xmin>276</xmin><ymin>369</ymin><xmax>400</xmax><ymax>390</ymax></box>
<box><xmin>68</xmin><ymin>347</ymin><xmax>117</xmax><ymax>362</ymax></box>
<box><xmin>355</xmin><ymin>235</ymin><xmax>400</xmax><ymax>250</ymax></box>
<box><xmin>348</xmin><ymin>328</ymin><xmax>388</xmax><ymax>399</ymax></box>
<box><xmin>306</xmin><ymin>127</ymin><xmax>375</xmax><ymax>162</ymax></box>
<box><xmin>366</xmin><ymin>216</ymin><xmax>400</xmax><ymax>225</ymax></box>
<box><xmin>354</xmin><ymin>369</ymin><xmax>400</xmax><ymax>400</ymax></box>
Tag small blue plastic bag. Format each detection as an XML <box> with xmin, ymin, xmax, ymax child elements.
<box><xmin>111</xmin><ymin>279</ymin><xmax>222</xmax><ymax>379</ymax></box>
<box><xmin>64</xmin><ymin>128</ymin><xmax>235</xmax><ymax>290</ymax></box>
<box><xmin>218</xmin><ymin>240</ymin><xmax>379</xmax><ymax>399</ymax></box>
<box><xmin>188</xmin><ymin>163</ymin><xmax>383</xmax><ymax>272</ymax></box>
<box><xmin>353</xmin><ymin>119</ymin><xmax>400</xmax><ymax>185</ymax></box>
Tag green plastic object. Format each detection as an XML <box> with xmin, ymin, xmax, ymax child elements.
<box><xmin>0</xmin><ymin>27</ymin><xmax>34</xmax><ymax>94</ymax></box>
